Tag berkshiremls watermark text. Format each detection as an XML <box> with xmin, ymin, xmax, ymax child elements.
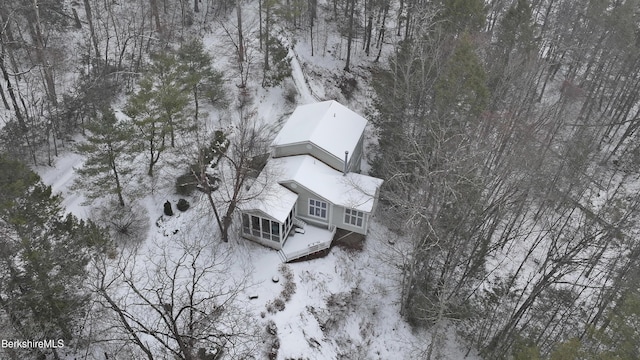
<box><xmin>1</xmin><ymin>339</ymin><xmax>64</xmax><ymax>349</ymax></box>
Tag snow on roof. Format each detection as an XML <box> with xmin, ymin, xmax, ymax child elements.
<box><xmin>268</xmin><ymin>155</ymin><xmax>383</xmax><ymax>213</ymax></box>
<box><xmin>271</xmin><ymin>100</ymin><xmax>368</xmax><ymax>161</ymax></box>
<box><xmin>239</xmin><ymin>174</ymin><xmax>298</xmax><ymax>223</ymax></box>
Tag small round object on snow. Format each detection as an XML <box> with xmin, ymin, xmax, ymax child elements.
<box><xmin>272</xmin><ymin>276</ymin><xmax>280</xmax><ymax>283</ymax></box>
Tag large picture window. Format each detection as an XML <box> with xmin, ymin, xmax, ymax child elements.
<box><xmin>309</xmin><ymin>199</ymin><xmax>328</xmax><ymax>219</ymax></box>
<box><xmin>344</xmin><ymin>208</ymin><xmax>364</xmax><ymax>227</ymax></box>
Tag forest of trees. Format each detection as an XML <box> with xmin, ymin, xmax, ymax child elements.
<box><xmin>1</xmin><ymin>0</ymin><xmax>640</xmax><ymax>359</ymax></box>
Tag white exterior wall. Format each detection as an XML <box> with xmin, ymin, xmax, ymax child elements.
<box><xmin>280</xmin><ymin>181</ymin><xmax>332</xmax><ymax>228</ymax></box>
<box><xmin>330</xmin><ymin>205</ymin><xmax>369</xmax><ymax>235</ymax></box>
<box><xmin>272</xmin><ymin>136</ymin><xmax>366</xmax><ymax>174</ymax></box>
<box><xmin>280</xmin><ymin>181</ymin><xmax>371</xmax><ymax>235</ymax></box>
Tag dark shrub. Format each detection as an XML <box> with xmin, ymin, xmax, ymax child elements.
<box><xmin>266</xmin><ymin>320</ymin><xmax>278</xmax><ymax>335</ymax></box>
<box><xmin>284</xmin><ymin>82</ymin><xmax>297</xmax><ymax>105</ymax></box>
<box><xmin>176</xmin><ymin>172</ymin><xmax>197</xmax><ymax>196</ymax></box>
<box><xmin>177</xmin><ymin>198</ymin><xmax>190</xmax><ymax>212</ymax></box>
<box><xmin>282</xmin><ymin>281</ymin><xmax>297</xmax><ymax>302</ymax></box>
<box><xmin>163</xmin><ymin>201</ymin><xmax>173</xmax><ymax>216</ymax></box>
<box><xmin>339</xmin><ymin>76</ymin><xmax>358</xmax><ymax>100</ymax></box>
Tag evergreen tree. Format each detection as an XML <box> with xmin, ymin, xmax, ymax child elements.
<box><xmin>125</xmin><ymin>51</ymin><xmax>196</xmax><ymax>176</ymax></box>
<box><xmin>74</xmin><ymin>108</ymin><xmax>134</xmax><ymax>207</ymax></box>
<box><xmin>434</xmin><ymin>34</ymin><xmax>489</xmax><ymax>120</ymax></box>
<box><xmin>149</xmin><ymin>52</ymin><xmax>192</xmax><ymax>149</ymax></box>
<box><xmin>0</xmin><ymin>155</ymin><xmax>109</xmax><ymax>358</ymax></box>
<box><xmin>587</xmin><ymin>288</ymin><xmax>640</xmax><ymax>359</ymax></box>
<box><xmin>177</xmin><ymin>39</ymin><xmax>227</xmax><ymax>122</ymax></box>
<box><xmin>125</xmin><ymin>76</ymin><xmax>168</xmax><ymax>177</ymax></box>
<box><xmin>262</xmin><ymin>37</ymin><xmax>292</xmax><ymax>87</ymax></box>
<box><xmin>438</xmin><ymin>0</ymin><xmax>486</xmax><ymax>35</ymax></box>
<box><xmin>495</xmin><ymin>0</ymin><xmax>537</xmax><ymax>65</ymax></box>
<box><xmin>487</xmin><ymin>0</ymin><xmax>538</xmax><ymax>107</ymax></box>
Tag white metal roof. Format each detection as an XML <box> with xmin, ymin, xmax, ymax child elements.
<box><xmin>271</xmin><ymin>100</ymin><xmax>368</xmax><ymax>161</ymax></box>
<box><xmin>268</xmin><ymin>155</ymin><xmax>383</xmax><ymax>213</ymax></box>
<box><xmin>238</xmin><ymin>174</ymin><xmax>298</xmax><ymax>223</ymax></box>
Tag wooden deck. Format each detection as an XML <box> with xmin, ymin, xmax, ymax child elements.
<box><xmin>279</xmin><ymin>224</ymin><xmax>336</xmax><ymax>262</ymax></box>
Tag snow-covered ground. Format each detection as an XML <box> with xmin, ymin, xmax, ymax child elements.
<box><xmin>29</xmin><ymin>2</ymin><xmax>486</xmax><ymax>359</ymax></box>
<box><xmin>36</xmin><ymin>150</ymin><xmax>481</xmax><ymax>359</ymax></box>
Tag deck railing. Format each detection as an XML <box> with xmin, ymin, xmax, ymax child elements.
<box><xmin>280</xmin><ymin>225</ymin><xmax>336</xmax><ymax>262</ymax></box>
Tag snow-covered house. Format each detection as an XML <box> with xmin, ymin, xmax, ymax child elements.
<box><xmin>239</xmin><ymin>101</ymin><xmax>383</xmax><ymax>261</ymax></box>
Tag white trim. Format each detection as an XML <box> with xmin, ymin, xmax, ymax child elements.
<box><xmin>308</xmin><ymin>198</ymin><xmax>328</xmax><ymax>220</ymax></box>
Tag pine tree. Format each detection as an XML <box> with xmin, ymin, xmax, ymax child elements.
<box><xmin>434</xmin><ymin>34</ymin><xmax>489</xmax><ymax>120</ymax></box>
<box><xmin>125</xmin><ymin>51</ymin><xmax>194</xmax><ymax>176</ymax></box>
<box><xmin>438</xmin><ymin>0</ymin><xmax>486</xmax><ymax>35</ymax></box>
<box><xmin>587</xmin><ymin>288</ymin><xmax>640</xmax><ymax>359</ymax></box>
<box><xmin>0</xmin><ymin>155</ymin><xmax>109</xmax><ymax>357</ymax></box>
<box><xmin>149</xmin><ymin>52</ymin><xmax>192</xmax><ymax>149</ymax></box>
<box><xmin>496</xmin><ymin>0</ymin><xmax>536</xmax><ymax>64</ymax></box>
<box><xmin>74</xmin><ymin>108</ymin><xmax>134</xmax><ymax>207</ymax></box>
<box><xmin>177</xmin><ymin>39</ymin><xmax>227</xmax><ymax>122</ymax></box>
<box><xmin>125</xmin><ymin>76</ymin><xmax>168</xmax><ymax>177</ymax></box>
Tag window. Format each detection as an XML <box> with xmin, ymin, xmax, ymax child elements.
<box><xmin>262</xmin><ymin>218</ymin><xmax>271</xmax><ymax>240</ymax></box>
<box><xmin>344</xmin><ymin>208</ymin><xmax>364</xmax><ymax>227</ymax></box>
<box><xmin>282</xmin><ymin>205</ymin><xmax>295</xmax><ymax>241</ymax></box>
<box><xmin>251</xmin><ymin>216</ymin><xmax>261</xmax><ymax>237</ymax></box>
<box><xmin>309</xmin><ymin>199</ymin><xmax>328</xmax><ymax>219</ymax></box>
<box><xmin>242</xmin><ymin>214</ymin><xmax>250</xmax><ymax>234</ymax></box>
<box><xmin>245</xmin><ymin>214</ymin><xmax>281</xmax><ymax>242</ymax></box>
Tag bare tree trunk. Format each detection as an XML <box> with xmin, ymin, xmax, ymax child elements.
<box><xmin>83</xmin><ymin>0</ymin><xmax>101</xmax><ymax>61</ymax></box>
<box><xmin>396</xmin><ymin>0</ymin><xmax>404</xmax><ymax>36</ymax></box>
<box><xmin>206</xmin><ymin>189</ymin><xmax>226</xmax><ymax>241</ymax></box>
<box><xmin>258</xmin><ymin>0</ymin><xmax>263</xmax><ymax>50</ymax></box>
<box><xmin>364</xmin><ymin>5</ymin><xmax>373</xmax><ymax>55</ymax></box>
<box><xmin>236</xmin><ymin>0</ymin><xmax>244</xmax><ymax>63</ymax></box>
<box><xmin>261</xmin><ymin>1</ymin><xmax>270</xmax><ymax>87</ymax></box>
<box><xmin>150</xmin><ymin>0</ymin><xmax>162</xmax><ymax>32</ymax></box>
<box><xmin>30</xmin><ymin>0</ymin><xmax>58</xmax><ymax>106</ymax></box>
<box><xmin>344</xmin><ymin>0</ymin><xmax>356</xmax><ymax>72</ymax></box>
<box><xmin>309</xmin><ymin>0</ymin><xmax>316</xmax><ymax>56</ymax></box>
<box><xmin>374</xmin><ymin>1</ymin><xmax>388</xmax><ymax>63</ymax></box>
<box><xmin>0</xmin><ymin>75</ymin><xmax>9</xmax><ymax>109</ymax></box>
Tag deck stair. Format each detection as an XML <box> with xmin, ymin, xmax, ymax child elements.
<box><xmin>277</xmin><ymin>250</ymin><xmax>288</xmax><ymax>263</ymax></box>
<box><xmin>293</xmin><ymin>217</ymin><xmax>307</xmax><ymax>229</ymax></box>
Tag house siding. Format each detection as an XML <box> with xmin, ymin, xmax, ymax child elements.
<box><xmin>272</xmin><ymin>142</ymin><xmax>311</xmax><ymax>158</ymax></box>
<box><xmin>280</xmin><ymin>181</ymin><xmax>371</xmax><ymax>235</ymax></box>
<box><xmin>273</xmin><ymin>142</ymin><xmax>354</xmax><ymax>173</ymax></box>
<box><xmin>348</xmin><ymin>133</ymin><xmax>364</xmax><ymax>173</ymax></box>
<box><xmin>331</xmin><ymin>205</ymin><xmax>369</xmax><ymax>235</ymax></box>
<box><xmin>280</xmin><ymin>181</ymin><xmax>332</xmax><ymax>228</ymax></box>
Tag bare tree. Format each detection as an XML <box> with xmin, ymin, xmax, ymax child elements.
<box><xmin>195</xmin><ymin>100</ymin><xmax>272</xmax><ymax>242</ymax></box>
<box><xmin>90</xmin><ymin>232</ymin><xmax>261</xmax><ymax>359</ymax></box>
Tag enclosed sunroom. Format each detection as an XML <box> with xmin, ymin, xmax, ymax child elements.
<box><xmin>238</xmin><ymin>182</ymin><xmax>298</xmax><ymax>250</ymax></box>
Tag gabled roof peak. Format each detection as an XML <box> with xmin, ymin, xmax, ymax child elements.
<box><xmin>271</xmin><ymin>101</ymin><xmax>368</xmax><ymax>161</ymax></box>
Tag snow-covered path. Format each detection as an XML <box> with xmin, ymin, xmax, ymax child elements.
<box><xmin>289</xmin><ymin>48</ymin><xmax>319</xmax><ymax>104</ymax></box>
<box><xmin>36</xmin><ymin>151</ymin><xmax>90</xmax><ymax>218</ymax></box>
